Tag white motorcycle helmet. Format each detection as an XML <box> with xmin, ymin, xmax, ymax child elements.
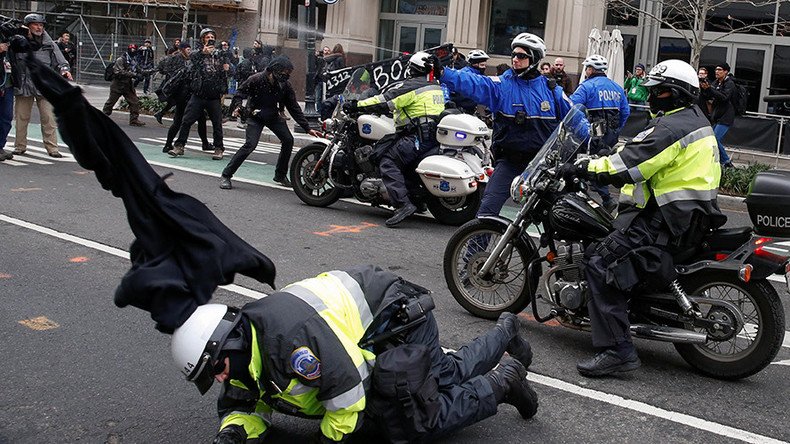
<box><xmin>171</xmin><ymin>304</ymin><xmax>242</xmax><ymax>395</ymax></box>
<box><xmin>642</xmin><ymin>59</ymin><xmax>700</xmax><ymax>99</ymax></box>
<box><xmin>510</xmin><ymin>33</ymin><xmax>546</xmax><ymax>74</ymax></box>
<box><xmin>407</xmin><ymin>51</ymin><xmax>433</xmax><ymax>77</ymax></box>
<box><xmin>582</xmin><ymin>54</ymin><xmax>608</xmax><ymax>72</ymax></box>
<box><xmin>467</xmin><ymin>49</ymin><xmax>490</xmax><ymax>64</ymax></box>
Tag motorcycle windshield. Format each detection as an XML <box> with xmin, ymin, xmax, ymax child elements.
<box><xmin>342</xmin><ymin>68</ymin><xmax>377</xmax><ymax>102</ymax></box>
<box><xmin>519</xmin><ymin>104</ymin><xmax>590</xmax><ymax>182</ymax></box>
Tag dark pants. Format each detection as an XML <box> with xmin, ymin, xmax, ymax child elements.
<box><xmin>166</xmin><ymin>95</ymin><xmax>208</xmax><ymax>149</ymax></box>
<box><xmin>389</xmin><ymin>312</ymin><xmax>503</xmax><ymax>437</ymax></box>
<box><xmin>222</xmin><ymin>117</ymin><xmax>293</xmax><ymax>180</ymax></box>
<box><xmin>477</xmin><ymin>156</ymin><xmax>532</xmax><ymax>217</ymax></box>
<box><xmin>102</xmin><ymin>81</ymin><xmax>140</xmax><ymax>122</ymax></box>
<box><xmin>583</xmin><ymin>210</ymin><xmax>671</xmax><ymax>348</ymax></box>
<box><xmin>589</xmin><ymin>132</ymin><xmax>620</xmax><ymax>205</ymax></box>
<box><xmin>379</xmin><ymin>134</ymin><xmax>431</xmax><ymax>208</ymax></box>
<box><xmin>228</xmin><ymin>95</ymin><xmax>246</xmax><ymax>123</ymax></box>
<box><xmin>175</xmin><ymin>96</ymin><xmax>224</xmax><ymax>149</ymax></box>
<box><xmin>0</xmin><ymin>86</ymin><xmax>14</xmax><ymax>148</ymax></box>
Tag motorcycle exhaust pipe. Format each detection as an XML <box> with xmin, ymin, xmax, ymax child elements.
<box><xmin>630</xmin><ymin>324</ymin><xmax>708</xmax><ymax>344</ymax></box>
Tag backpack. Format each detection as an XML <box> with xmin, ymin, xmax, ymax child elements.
<box><xmin>158</xmin><ymin>67</ymin><xmax>189</xmax><ymax>102</ymax></box>
<box><xmin>730</xmin><ymin>76</ymin><xmax>749</xmax><ymax>115</ymax></box>
<box><xmin>103</xmin><ymin>63</ymin><xmax>114</xmax><ymax>81</ymax></box>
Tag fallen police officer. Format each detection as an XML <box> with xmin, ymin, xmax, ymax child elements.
<box><xmin>172</xmin><ymin>265</ymin><xmax>538</xmax><ymax>443</ymax></box>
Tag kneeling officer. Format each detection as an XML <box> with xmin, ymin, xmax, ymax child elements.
<box><xmin>172</xmin><ymin>265</ymin><xmax>538</xmax><ymax>443</ymax></box>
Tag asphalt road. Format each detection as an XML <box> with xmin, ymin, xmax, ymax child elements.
<box><xmin>1</xmin><ymin>107</ymin><xmax>789</xmax><ymax>444</ymax></box>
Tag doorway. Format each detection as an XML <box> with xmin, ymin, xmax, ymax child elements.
<box><xmin>395</xmin><ymin>22</ymin><xmax>446</xmax><ymax>54</ymax></box>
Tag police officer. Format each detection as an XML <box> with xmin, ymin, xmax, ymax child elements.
<box><xmin>171</xmin><ymin>265</ymin><xmax>538</xmax><ymax>443</ymax></box>
<box><xmin>220</xmin><ymin>56</ymin><xmax>321</xmax><ymax>190</ymax></box>
<box><xmin>451</xmin><ymin>49</ymin><xmax>489</xmax><ymax>113</ymax></box>
<box><xmin>569</xmin><ymin>55</ymin><xmax>630</xmax><ymax>212</ymax></box>
<box><xmin>559</xmin><ymin>60</ymin><xmax>725</xmax><ymax>377</ymax></box>
<box><xmin>343</xmin><ymin>51</ymin><xmax>445</xmax><ymax>227</ymax></box>
<box><xmin>169</xmin><ymin>28</ymin><xmax>229</xmax><ymax>160</ymax></box>
<box><xmin>102</xmin><ymin>44</ymin><xmax>145</xmax><ymax>127</ymax></box>
<box><xmin>435</xmin><ymin>33</ymin><xmax>572</xmax><ymax>217</ymax></box>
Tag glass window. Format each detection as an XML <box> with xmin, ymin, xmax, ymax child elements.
<box><xmin>381</xmin><ymin>0</ymin><xmax>396</xmax><ymax>13</ymax></box>
<box><xmin>377</xmin><ymin>19</ymin><xmax>395</xmax><ymax>61</ymax></box>
<box><xmin>659</xmin><ymin>0</ymin><xmax>777</xmax><ymax>35</ymax></box>
<box><xmin>770</xmin><ymin>45</ymin><xmax>790</xmax><ymax>96</ymax></box>
<box><xmin>487</xmin><ymin>0</ymin><xmax>548</xmax><ymax>56</ymax></box>
<box><xmin>699</xmin><ymin>45</ymin><xmax>728</xmax><ymax>81</ymax></box>
<box><xmin>398</xmin><ymin>0</ymin><xmax>448</xmax><ymax>16</ymax></box>
<box><xmin>606</xmin><ymin>0</ymin><xmax>639</xmax><ymax>26</ymax></box>
<box><xmin>657</xmin><ymin>37</ymin><xmax>690</xmax><ymax>63</ymax></box>
<box><xmin>778</xmin><ymin>3</ymin><xmax>790</xmax><ymax>37</ymax></box>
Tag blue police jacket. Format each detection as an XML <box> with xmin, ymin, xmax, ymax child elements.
<box><xmin>441</xmin><ymin>68</ymin><xmax>571</xmax><ymax>157</ymax></box>
<box><xmin>448</xmin><ymin>65</ymin><xmax>485</xmax><ymax>112</ymax></box>
<box><xmin>569</xmin><ymin>72</ymin><xmax>630</xmax><ymax>132</ymax></box>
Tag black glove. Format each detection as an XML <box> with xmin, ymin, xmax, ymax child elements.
<box><xmin>558</xmin><ymin>159</ymin><xmax>589</xmax><ymax>181</ymax></box>
<box><xmin>213</xmin><ymin>425</ymin><xmax>247</xmax><ymax>444</ymax></box>
<box><xmin>430</xmin><ymin>55</ymin><xmax>444</xmax><ymax>79</ymax></box>
<box><xmin>342</xmin><ymin>99</ymin><xmax>358</xmax><ymax>115</ymax></box>
<box><xmin>8</xmin><ymin>34</ymin><xmax>29</xmax><ymax>53</ymax></box>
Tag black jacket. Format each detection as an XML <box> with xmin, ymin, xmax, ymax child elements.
<box><xmin>236</xmin><ymin>71</ymin><xmax>311</xmax><ymax>132</ymax></box>
<box><xmin>702</xmin><ymin>75</ymin><xmax>736</xmax><ymax>126</ymax></box>
<box><xmin>188</xmin><ymin>48</ymin><xmax>229</xmax><ymax>99</ymax></box>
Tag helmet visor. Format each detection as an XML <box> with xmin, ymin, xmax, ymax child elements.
<box><xmin>191</xmin><ymin>353</ymin><xmax>215</xmax><ymax>395</ymax></box>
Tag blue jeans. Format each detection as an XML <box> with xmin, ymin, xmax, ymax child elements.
<box><xmin>0</xmin><ymin>86</ymin><xmax>13</xmax><ymax>149</ymax></box>
<box><xmin>713</xmin><ymin>123</ymin><xmax>732</xmax><ymax>164</ymax></box>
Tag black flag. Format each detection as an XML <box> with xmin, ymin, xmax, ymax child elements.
<box><xmin>22</xmin><ymin>48</ymin><xmax>276</xmax><ymax>333</ymax></box>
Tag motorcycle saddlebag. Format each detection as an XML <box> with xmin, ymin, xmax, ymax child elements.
<box><xmin>415</xmin><ymin>155</ymin><xmax>478</xmax><ymax>197</ymax></box>
<box><xmin>745</xmin><ymin>170</ymin><xmax>790</xmax><ymax>236</ymax></box>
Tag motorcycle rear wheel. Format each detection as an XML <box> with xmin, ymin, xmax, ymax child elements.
<box><xmin>427</xmin><ymin>185</ymin><xmax>484</xmax><ymax>226</ymax></box>
<box><xmin>674</xmin><ymin>271</ymin><xmax>785</xmax><ymax>380</ymax></box>
<box><xmin>290</xmin><ymin>143</ymin><xmax>342</xmax><ymax>207</ymax></box>
<box><xmin>443</xmin><ymin>218</ymin><xmax>534</xmax><ymax>319</ymax></box>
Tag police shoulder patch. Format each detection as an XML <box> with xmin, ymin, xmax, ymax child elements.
<box><xmin>632</xmin><ymin>127</ymin><xmax>655</xmax><ymax>143</ymax></box>
<box><xmin>291</xmin><ymin>346</ymin><xmax>321</xmax><ymax>380</ymax></box>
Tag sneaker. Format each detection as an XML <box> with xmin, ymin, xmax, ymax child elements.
<box><xmin>0</xmin><ymin>150</ymin><xmax>12</xmax><ymax>161</ymax></box>
<box><xmin>219</xmin><ymin>177</ymin><xmax>233</xmax><ymax>190</ymax></box>
<box><xmin>212</xmin><ymin>148</ymin><xmax>224</xmax><ymax>160</ymax></box>
<box><xmin>167</xmin><ymin>143</ymin><xmax>185</xmax><ymax>157</ymax></box>
<box><xmin>130</xmin><ymin>120</ymin><xmax>146</xmax><ymax>127</ymax></box>
<box><xmin>202</xmin><ymin>143</ymin><xmax>214</xmax><ymax>152</ymax></box>
<box><xmin>12</xmin><ymin>148</ymin><xmax>25</xmax><ymax>155</ymax></box>
<box><xmin>48</xmin><ymin>151</ymin><xmax>64</xmax><ymax>158</ymax></box>
<box><xmin>385</xmin><ymin>203</ymin><xmax>417</xmax><ymax>227</ymax></box>
<box><xmin>576</xmin><ymin>349</ymin><xmax>641</xmax><ymax>377</ymax></box>
<box><xmin>486</xmin><ymin>359</ymin><xmax>538</xmax><ymax>420</ymax></box>
<box><xmin>273</xmin><ymin>176</ymin><xmax>292</xmax><ymax>188</ymax></box>
<box><xmin>162</xmin><ymin>144</ymin><xmax>173</xmax><ymax>153</ymax></box>
<box><xmin>154</xmin><ymin>111</ymin><xmax>164</xmax><ymax>125</ymax></box>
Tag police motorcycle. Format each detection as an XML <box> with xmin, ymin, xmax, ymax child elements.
<box><xmin>443</xmin><ymin>104</ymin><xmax>789</xmax><ymax>379</ymax></box>
<box><xmin>290</xmin><ymin>68</ymin><xmax>493</xmax><ymax>226</ymax></box>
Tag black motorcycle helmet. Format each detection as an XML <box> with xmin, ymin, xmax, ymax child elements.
<box><xmin>23</xmin><ymin>13</ymin><xmax>46</xmax><ymax>25</ymax></box>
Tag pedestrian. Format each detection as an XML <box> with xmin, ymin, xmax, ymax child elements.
<box><xmin>250</xmin><ymin>40</ymin><xmax>271</xmax><ymax>72</ymax></box>
<box><xmin>227</xmin><ymin>47</ymin><xmax>257</xmax><ymax>127</ymax></box>
<box><xmin>56</xmin><ymin>31</ymin><xmax>77</xmax><ymax>78</ymax></box>
<box><xmin>171</xmin><ymin>266</ymin><xmax>538</xmax><ymax>443</ymax></box>
<box><xmin>343</xmin><ymin>52</ymin><xmax>445</xmax><ymax>226</ymax></box>
<box><xmin>551</xmin><ymin>57</ymin><xmax>574</xmax><ymax>95</ymax></box>
<box><xmin>135</xmin><ymin>38</ymin><xmax>155</xmax><ymax>94</ymax></box>
<box><xmin>624</xmin><ymin>63</ymin><xmax>648</xmax><ymax>105</ymax></box>
<box><xmin>168</xmin><ymin>28</ymin><xmax>229</xmax><ymax>161</ymax></box>
<box><xmin>102</xmin><ymin>44</ymin><xmax>145</xmax><ymax>127</ymax></box>
<box><xmin>448</xmin><ymin>46</ymin><xmax>467</xmax><ymax>70</ymax></box>
<box><xmin>220</xmin><ymin>56</ymin><xmax>320</xmax><ymax>190</ymax></box>
<box><xmin>437</xmin><ymin>33</ymin><xmax>571</xmax><ymax>217</ymax></box>
<box><xmin>569</xmin><ymin>54</ymin><xmax>630</xmax><ymax>213</ymax></box>
<box><xmin>495</xmin><ymin>63</ymin><xmax>509</xmax><ymax>76</ymax></box>
<box><xmin>10</xmin><ymin>13</ymin><xmax>72</xmax><ymax>158</ymax></box>
<box><xmin>540</xmin><ymin>61</ymin><xmax>551</xmax><ymax>76</ymax></box>
<box><xmin>450</xmin><ymin>49</ymin><xmax>489</xmax><ymax>114</ymax></box>
<box><xmin>700</xmin><ymin>62</ymin><xmax>736</xmax><ymax>168</ymax></box>
<box><xmin>315</xmin><ymin>44</ymin><xmax>345</xmax><ymax>116</ymax></box>
<box><xmin>314</xmin><ymin>45</ymin><xmax>331</xmax><ymax>115</ymax></box>
<box><xmin>0</xmin><ymin>40</ymin><xmax>14</xmax><ymax>161</ymax></box>
<box><xmin>166</xmin><ymin>38</ymin><xmax>181</xmax><ymax>55</ymax></box>
<box><xmin>558</xmin><ymin>59</ymin><xmax>725</xmax><ymax>377</ymax></box>
<box><xmin>155</xmin><ymin>42</ymin><xmax>211</xmax><ymax>153</ymax></box>
<box><xmin>697</xmin><ymin>67</ymin><xmax>713</xmax><ymax>122</ymax></box>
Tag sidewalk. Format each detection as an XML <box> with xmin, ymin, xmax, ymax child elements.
<box><xmin>77</xmin><ymin>83</ymin><xmax>321</xmax><ymax>148</ymax></box>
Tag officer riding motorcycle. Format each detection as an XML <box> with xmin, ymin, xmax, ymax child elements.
<box><xmin>342</xmin><ymin>51</ymin><xmax>445</xmax><ymax>227</ymax></box>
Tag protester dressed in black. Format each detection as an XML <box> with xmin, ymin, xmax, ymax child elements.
<box><xmin>220</xmin><ymin>56</ymin><xmax>320</xmax><ymax>189</ymax></box>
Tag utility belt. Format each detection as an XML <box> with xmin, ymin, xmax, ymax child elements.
<box><xmin>400</xmin><ymin>116</ymin><xmax>439</xmax><ymax>150</ymax></box>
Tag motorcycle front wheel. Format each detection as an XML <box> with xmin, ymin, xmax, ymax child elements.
<box><xmin>674</xmin><ymin>271</ymin><xmax>785</xmax><ymax>380</ymax></box>
<box><xmin>290</xmin><ymin>143</ymin><xmax>342</xmax><ymax>207</ymax></box>
<box><xmin>427</xmin><ymin>185</ymin><xmax>484</xmax><ymax>226</ymax></box>
<box><xmin>443</xmin><ymin>218</ymin><xmax>535</xmax><ymax>319</ymax></box>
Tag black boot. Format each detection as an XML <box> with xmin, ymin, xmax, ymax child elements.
<box><xmin>386</xmin><ymin>202</ymin><xmax>417</xmax><ymax>227</ymax></box>
<box><xmin>154</xmin><ymin>111</ymin><xmax>164</xmax><ymax>125</ymax></box>
<box><xmin>577</xmin><ymin>347</ymin><xmax>640</xmax><ymax>377</ymax></box>
<box><xmin>485</xmin><ymin>359</ymin><xmax>538</xmax><ymax>420</ymax></box>
<box><xmin>496</xmin><ymin>313</ymin><xmax>532</xmax><ymax>368</ymax></box>
<box><xmin>219</xmin><ymin>176</ymin><xmax>233</xmax><ymax>190</ymax></box>
<box><xmin>273</xmin><ymin>176</ymin><xmax>292</xmax><ymax>188</ymax></box>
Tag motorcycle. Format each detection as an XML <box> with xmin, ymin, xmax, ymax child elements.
<box><xmin>290</xmin><ymin>68</ymin><xmax>493</xmax><ymax>226</ymax></box>
<box><xmin>443</xmin><ymin>104</ymin><xmax>789</xmax><ymax>379</ymax></box>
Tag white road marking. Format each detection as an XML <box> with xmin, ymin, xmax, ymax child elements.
<box><xmin>2</xmin><ymin>212</ymin><xmax>789</xmax><ymax>443</ymax></box>
<box><xmin>771</xmin><ymin>359</ymin><xmax>790</xmax><ymax>366</ymax></box>
<box><xmin>9</xmin><ymin>153</ymin><xmax>54</xmax><ymax>165</ymax></box>
<box><xmin>3</xmin><ymin>159</ymin><xmax>26</xmax><ymax>166</ymax></box>
<box><xmin>0</xmin><ymin>214</ymin><xmax>267</xmax><ymax>299</ymax></box>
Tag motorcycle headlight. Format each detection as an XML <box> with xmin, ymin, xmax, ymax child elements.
<box><xmin>510</xmin><ymin>175</ymin><xmax>527</xmax><ymax>203</ymax></box>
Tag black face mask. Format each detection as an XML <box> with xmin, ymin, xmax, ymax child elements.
<box><xmin>649</xmin><ymin>91</ymin><xmax>676</xmax><ymax>114</ymax></box>
<box><xmin>274</xmin><ymin>71</ymin><xmax>290</xmax><ymax>82</ymax></box>
<box><xmin>472</xmin><ymin>65</ymin><xmax>485</xmax><ymax>75</ymax></box>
